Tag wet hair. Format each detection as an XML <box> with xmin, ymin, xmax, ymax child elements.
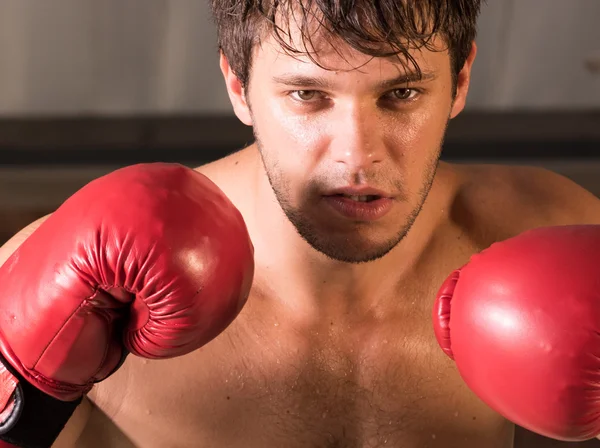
<box><xmin>211</xmin><ymin>0</ymin><xmax>482</xmax><ymax>93</ymax></box>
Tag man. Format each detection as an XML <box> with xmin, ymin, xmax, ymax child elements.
<box><xmin>0</xmin><ymin>0</ymin><xmax>599</xmax><ymax>447</ymax></box>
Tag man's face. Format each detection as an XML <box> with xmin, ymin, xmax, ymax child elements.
<box><xmin>232</xmin><ymin>28</ymin><xmax>468</xmax><ymax>263</ymax></box>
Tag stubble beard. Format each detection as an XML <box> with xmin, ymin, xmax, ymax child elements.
<box><xmin>254</xmin><ymin>134</ymin><xmax>441</xmax><ymax>264</ymax></box>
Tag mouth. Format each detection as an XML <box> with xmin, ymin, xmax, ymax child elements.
<box><xmin>333</xmin><ymin>193</ymin><xmax>382</xmax><ymax>203</ymax></box>
<box><xmin>321</xmin><ymin>193</ymin><xmax>394</xmax><ymax>221</ymax></box>
<box><xmin>326</xmin><ymin>186</ymin><xmax>391</xmax><ymax>200</ymax></box>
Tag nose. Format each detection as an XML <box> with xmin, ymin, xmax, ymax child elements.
<box><xmin>329</xmin><ymin>103</ymin><xmax>386</xmax><ymax>170</ymax></box>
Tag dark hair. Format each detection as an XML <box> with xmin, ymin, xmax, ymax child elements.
<box><xmin>211</xmin><ymin>0</ymin><xmax>481</xmax><ymax>93</ymax></box>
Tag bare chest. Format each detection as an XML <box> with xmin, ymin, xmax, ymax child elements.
<box><xmin>93</xmin><ymin>293</ymin><xmax>512</xmax><ymax>448</ymax></box>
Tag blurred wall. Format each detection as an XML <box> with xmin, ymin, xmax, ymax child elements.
<box><xmin>0</xmin><ymin>0</ymin><xmax>228</xmax><ymax>115</ymax></box>
<box><xmin>469</xmin><ymin>0</ymin><xmax>600</xmax><ymax>109</ymax></box>
<box><xmin>0</xmin><ymin>0</ymin><xmax>598</xmax><ymax>116</ymax></box>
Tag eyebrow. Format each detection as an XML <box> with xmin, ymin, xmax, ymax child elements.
<box><xmin>271</xmin><ymin>71</ymin><xmax>438</xmax><ymax>90</ymax></box>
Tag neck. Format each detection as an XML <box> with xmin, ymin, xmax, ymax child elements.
<box><xmin>246</xmin><ymin>148</ymin><xmax>447</xmax><ymax>320</ymax></box>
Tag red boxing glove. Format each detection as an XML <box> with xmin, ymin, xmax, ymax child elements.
<box><xmin>0</xmin><ymin>162</ymin><xmax>254</xmax><ymax>406</ymax></box>
<box><xmin>433</xmin><ymin>225</ymin><xmax>600</xmax><ymax>441</ymax></box>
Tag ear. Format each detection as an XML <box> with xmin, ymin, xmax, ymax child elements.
<box><xmin>219</xmin><ymin>52</ymin><xmax>253</xmax><ymax>126</ymax></box>
<box><xmin>450</xmin><ymin>41</ymin><xmax>478</xmax><ymax>119</ymax></box>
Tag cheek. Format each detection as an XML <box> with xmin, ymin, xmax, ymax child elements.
<box><xmin>264</xmin><ymin>99</ymin><xmax>326</xmax><ymax>149</ymax></box>
<box><xmin>389</xmin><ymin>101</ymin><xmax>450</xmax><ymax>158</ymax></box>
<box><xmin>383</xmin><ymin>103</ymin><xmax>449</xmax><ymax>193</ymax></box>
<box><xmin>253</xmin><ymin>97</ymin><xmax>330</xmax><ymax>172</ymax></box>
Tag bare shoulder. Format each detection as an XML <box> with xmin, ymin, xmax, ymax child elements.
<box><xmin>447</xmin><ymin>162</ymin><xmax>600</xmax><ymax>247</ymax></box>
<box><xmin>501</xmin><ymin>163</ymin><xmax>600</xmax><ymax>224</ymax></box>
<box><xmin>193</xmin><ymin>146</ymin><xmax>257</xmax><ymax>214</ymax></box>
<box><xmin>0</xmin><ymin>214</ymin><xmax>51</xmax><ymax>267</ymax></box>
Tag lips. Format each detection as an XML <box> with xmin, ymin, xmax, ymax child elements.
<box><xmin>327</xmin><ymin>186</ymin><xmax>390</xmax><ymax>199</ymax></box>
<box><xmin>322</xmin><ymin>194</ymin><xmax>394</xmax><ymax>221</ymax></box>
<box><xmin>338</xmin><ymin>194</ymin><xmax>380</xmax><ymax>202</ymax></box>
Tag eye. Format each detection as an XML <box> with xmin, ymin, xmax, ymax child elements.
<box><xmin>390</xmin><ymin>88</ymin><xmax>418</xmax><ymax>101</ymax></box>
<box><xmin>290</xmin><ymin>90</ymin><xmax>319</xmax><ymax>101</ymax></box>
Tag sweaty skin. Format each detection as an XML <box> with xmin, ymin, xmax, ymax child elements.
<box><xmin>1</xmin><ymin>23</ymin><xmax>599</xmax><ymax>448</ymax></box>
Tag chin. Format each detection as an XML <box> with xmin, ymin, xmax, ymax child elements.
<box><xmin>301</xmin><ymin>226</ymin><xmax>405</xmax><ymax>264</ymax></box>
<box><xmin>314</xmin><ymin>239</ymin><xmax>399</xmax><ymax>264</ymax></box>
<box><xmin>283</xmin><ymin>202</ymin><xmax>411</xmax><ymax>261</ymax></box>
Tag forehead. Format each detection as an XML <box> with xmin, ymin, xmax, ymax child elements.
<box><xmin>254</xmin><ymin>37</ymin><xmax>449</xmax><ymax>82</ymax></box>
<box><xmin>254</xmin><ymin>17</ymin><xmax>449</xmax><ymax>76</ymax></box>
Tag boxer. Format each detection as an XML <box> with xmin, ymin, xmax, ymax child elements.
<box><xmin>1</xmin><ymin>0</ymin><xmax>600</xmax><ymax>447</ymax></box>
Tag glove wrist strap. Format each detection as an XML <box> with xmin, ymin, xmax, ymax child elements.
<box><xmin>0</xmin><ymin>354</ymin><xmax>81</xmax><ymax>448</ymax></box>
